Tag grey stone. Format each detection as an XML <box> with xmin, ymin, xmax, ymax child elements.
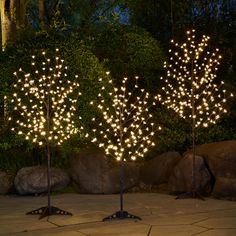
<box><xmin>168</xmin><ymin>153</ymin><xmax>213</xmax><ymax>195</ymax></box>
<box><xmin>139</xmin><ymin>151</ymin><xmax>181</xmax><ymax>185</ymax></box>
<box><xmin>0</xmin><ymin>171</ymin><xmax>13</xmax><ymax>194</ymax></box>
<box><xmin>69</xmin><ymin>147</ymin><xmax>139</xmax><ymax>194</ymax></box>
<box><xmin>14</xmin><ymin>166</ymin><xmax>70</xmax><ymax>195</ymax></box>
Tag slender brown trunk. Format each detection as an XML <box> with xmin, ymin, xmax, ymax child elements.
<box><xmin>191</xmin><ymin>57</ymin><xmax>196</xmax><ymax>193</ymax></box>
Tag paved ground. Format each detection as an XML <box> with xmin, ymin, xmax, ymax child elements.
<box><xmin>0</xmin><ymin>193</ymin><xmax>236</xmax><ymax>236</ymax></box>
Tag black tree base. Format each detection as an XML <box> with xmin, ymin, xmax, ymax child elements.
<box><xmin>103</xmin><ymin>210</ymin><xmax>141</xmax><ymax>221</ymax></box>
<box><xmin>26</xmin><ymin>206</ymin><xmax>72</xmax><ymax>220</ymax></box>
<box><xmin>175</xmin><ymin>191</ymin><xmax>205</xmax><ymax>201</ymax></box>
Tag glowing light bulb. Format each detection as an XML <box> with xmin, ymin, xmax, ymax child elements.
<box><xmin>87</xmin><ymin>76</ymin><xmax>159</xmax><ymax>162</ymax></box>
<box><xmin>157</xmin><ymin>29</ymin><xmax>233</xmax><ymax>130</ymax></box>
<box><xmin>9</xmin><ymin>49</ymin><xmax>81</xmax><ymax>149</ymax></box>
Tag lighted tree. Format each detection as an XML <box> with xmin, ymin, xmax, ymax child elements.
<box><xmin>156</xmin><ymin>29</ymin><xmax>233</xmax><ymax>199</ymax></box>
<box><xmin>87</xmin><ymin>74</ymin><xmax>161</xmax><ymax>220</ymax></box>
<box><xmin>7</xmin><ymin>49</ymin><xmax>80</xmax><ymax>218</ymax></box>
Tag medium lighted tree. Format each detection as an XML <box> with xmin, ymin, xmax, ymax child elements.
<box><xmin>156</xmin><ymin>29</ymin><xmax>233</xmax><ymax>199</ymax></box>
<box><xmin>7</xmin><ymin>49</ymin><xmax>80</xmax><ymax>218</ymax></box>
<box><xmin>87</xmin><ymin>74</ymin><xmax>161</xmax><ymax>220</ymax></box>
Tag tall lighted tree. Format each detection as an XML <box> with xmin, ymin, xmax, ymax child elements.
<box><xmin>87</xmin><ymin>74</ymin><xmax>161</xmax><ymax>220</ymax></box>
<box><xmin>156</xmin><ymin>29</ymin><xmax>233</xmax><ymax>199</ymax></box>
<box><xmin>7</xmin><ymin>49</ymin><xmax>80</xmax><ymax>218</ymax></box>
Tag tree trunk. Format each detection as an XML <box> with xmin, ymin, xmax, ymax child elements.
<box><xmin>0</xmin><ymin>0</ymin><xmax>28</xmax><ymax>50</ymax></box>
<box><xmin>0</xmin><ymin>0</ymin><xmax>16</xmax><ymax>49</ymax></box>
<box><xmin>38</xmin><ymin>0</ymin><xmax>46</xmax><ymax>29</ymax></box>
<box><xmin>16</xmin><ymin>0</ymin><xmax>28</xmax><ymax>30</ymax></box>
<box><xmin>38</xmin><ymin>0</ymin><xmax>60</xmax><ymax>29</ymax></box>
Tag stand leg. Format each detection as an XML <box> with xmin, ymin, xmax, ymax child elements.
<box><xmin>26</xmin><ymin>145</ymin><xmax>72</xmax><ymax>220</ymax></box>
<box><xmin>103</xmin><ymin>210</ymin><xmax>141</xmax><ymax>221</ymax></box>
<box><xmin>26</xmin><ymin>206</ymin><xmax>72</xmax><ymax>220</ymax></box>
<box><xmin>103</xmin><ymin>161</ymin><xmax>141</xmax><ymax>221</ymax></box>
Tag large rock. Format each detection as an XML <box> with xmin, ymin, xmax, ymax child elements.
<box><xmin>140</xmin><ymin>151</ymin><xmax>181</xmax><ymax>185</ymax></box>
<box><xmin>0</xmin><ymin>171</ymin><xmax>14</xmax><ymax>194</ymax></box>
<box><xmin>14</xmin><ymin>166</ymin><xmax>70</xmax><ymax>195</ymax></box>
<box><xmin>193</xmin><ymin>141</ymin><xmax>236</xmax><ymax>178</ymax></box>
<box><xmin>192</xmin><ymin>141</ymin><xmax>236</xmax><ymax>199</ymax></box>
<box><xmin>69</xmin><ymin>147</ymin><xmax>139</xmax><ymax>194</ymax></box>
<box><xmin>212</xmin><ymin>177</ymin><xmax>236</xmax><ymax>200</ymax></box>
<box><xmin>168</xmin><ymin>153</ymin><xmax>213</xmax><ymax>195</ymax></box>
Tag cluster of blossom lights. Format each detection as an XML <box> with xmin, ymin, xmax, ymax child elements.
<box><xmin>8</xmin><ymin>49</ymin><xmax>80</xmax><ymax>146</ymax></box>
<box><xmin>88</xmin><ymin>74</ymin><xmax>161</xmax><ymax>161</ymax></box>
<box><xmin>156</xmin><ymin>29</ymin><xmax>233</xmax><ymax>128</ymax></box>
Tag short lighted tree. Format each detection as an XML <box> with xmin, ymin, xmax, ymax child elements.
<box><xmin>7</xmin><ymin>49</ymin><xmax>80</xmax><ymax>218</ymax></box>
<box><xmin>87</xmin><ymin>74</ymin><xmax>160</xmax><ymax>220</ymax></box>
<box><xmin>156</xmin><ymin>29</ymin><xmax>233</xmax><ymax>199</ymax></box>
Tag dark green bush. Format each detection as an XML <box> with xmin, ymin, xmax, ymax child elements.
<box><xmin>89</xmin><ymin>24</ymin><xmax>165</xmax><ymax>92</ymax></box>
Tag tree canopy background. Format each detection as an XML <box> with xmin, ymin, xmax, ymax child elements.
<box><xmin>0</xmin><ymin>0</ymin><xmax>235</xmax><ymax>172</ymax></box>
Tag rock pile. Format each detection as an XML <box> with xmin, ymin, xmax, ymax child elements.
<box><xmin>2</xmin><ymin>141</ymin><xmax>236</xmax><ymax>200</ymax></box>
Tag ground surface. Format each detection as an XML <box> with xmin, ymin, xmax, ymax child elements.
<box><xmin>0</xmin><ymin>193</ymin><xmax>236</xmax><ymax>236</ymax></box>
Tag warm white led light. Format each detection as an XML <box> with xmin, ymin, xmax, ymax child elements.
<box><xmin>87</xmin><ymin>76</ymin><xmax>159</xmax><ymax>162</ymax></box>
<box><xmin>157</xmin><ymin>29</ymin><xmax>232</xmax><ymax>129</ymax></box>
<box><xmin>8</xmin><ymin>49</ymin><xmax>81</xmax><ymax>146</ymax></box>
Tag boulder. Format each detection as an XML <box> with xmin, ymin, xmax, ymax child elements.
<box><xmin>69</xmin><ymin>147</ymin><xmax>139</xmax><ymax>194</ymax></box>
<box><xmin>14</xmin><ymin>166</ymin><xmax>70</xmax><ymax>195</ymax></box>
<box><xmin>103</xmin><ymin>163</ymin><xmax>139</xmax><ymax>194</ymax></box>
<box><xmin>193</xmin><ymin>141</ymin><xmax>236</xmax><ymax>178</ymax></box>
<box><xmin>187</xmin><ymin>141</ymin><xmax>236</xmax><ymax>198</ymax></box>
<box><xmin>168</xmin><ymin>153</ymin><xmax>213</xmax><ymax>195</ymax></box>
<box><xmin>0</xmin><ymin>171</ymin><xmax>14</xmax><ymax>194</ymax></box>
<box><xmin>212</xmin><ymin>177</ymin><xmax>236</xmax><ymax>200</ymax></box>
<box><xmin>139</xmin><ymin>151</ymin><xmax>181</xmax><ymax>185</ymax></box>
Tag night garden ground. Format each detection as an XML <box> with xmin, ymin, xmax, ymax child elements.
<box><xmin>0</xmin><ymin>193</ymin><xmax>236</xmax><ymax>236</ymax></box>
